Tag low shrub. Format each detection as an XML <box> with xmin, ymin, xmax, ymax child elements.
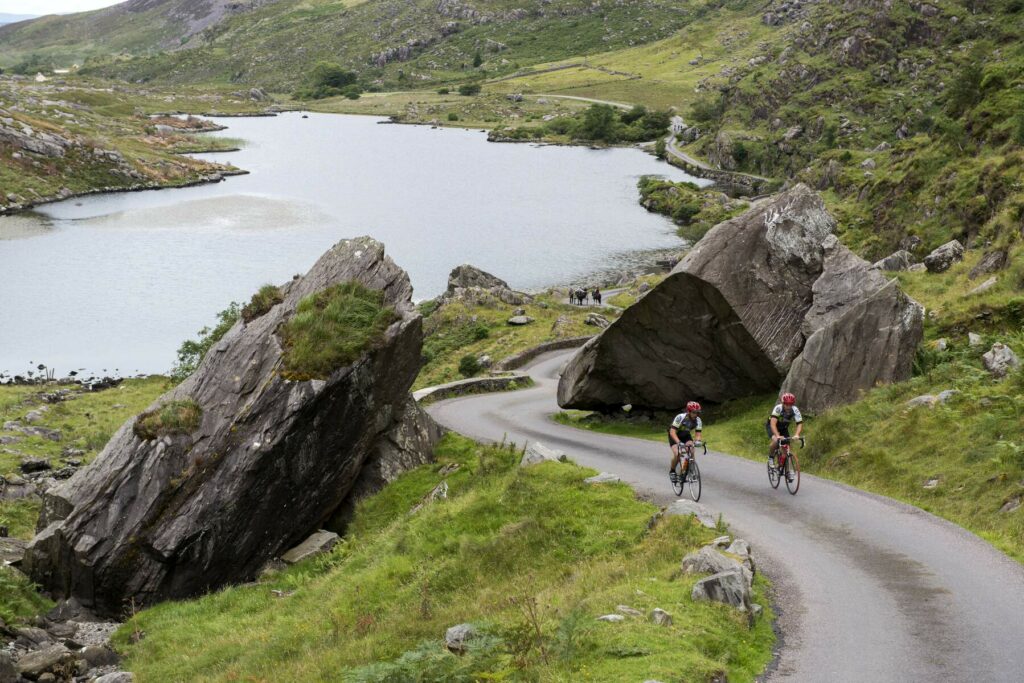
<box><xmin>241</xmin><ymin>284</ymin><xmax>283</xmax><ymax>323</ymax></box>
<box><xmin>458</xmin><ymin>354</ymin><xmax>481</xmax><ymax>377</ymax></box>
<box><xmin>279</xmin><ymin>282</ymin><xmax>398</xmax><ymax>380</ymax></box>
<box><xmin>170</xmin><ymin>303</ymin><xmax>240</xmax><ymax>382</ymax></box>
<box><xmin>133</xmin><ymin>399</ymin><xmax>203</xmax><ymax>441</ymax></box>
<box><xmin>458</xmin><ymin>83</ymin><xmax>482</xmax><ymax>96</ymax></box>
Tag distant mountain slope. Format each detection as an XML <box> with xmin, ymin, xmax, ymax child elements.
<box><xmin>0</xmin><ymin>13</ymin><xmax>38</xmax><ymax>25</ymax></box>
<box><xmin>0</xmin><ymin>0</ymin><xmax>694</xmax><ymax>88</ymax></box>
<box><xmin>0</xmin><ymin>0</ymin><xmax>285</xmax><ymax>67</ymax></box>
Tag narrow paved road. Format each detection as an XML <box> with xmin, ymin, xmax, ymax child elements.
<box><xmin>427</xmin><ymin>350</ymin><xmax>1024</xmax><ymax>683</ymax></box>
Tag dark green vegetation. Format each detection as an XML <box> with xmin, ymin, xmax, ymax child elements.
<box><xmin>0</xmin><ymin>0</ymin><xmax>695</xmax><ymax>92</ymax></box>
<box><xmin>171</xmin><ymin>302</ymin><xmax>241</xmax><ymax>382</ymax></box>
<box><xmin>637</xmin><ymin>176</ymin><xmax>748</xmax><ymax>240</ymax></box>
<box><xmin>295</xmin><ymin>61</ymin><xmax>362</xmax><ymax>100</ymax></box>
<box><xmin>0</xmin><ymin>566</ymin><xmax>51</xmax><ymax>625</ymax></box>
<box><xmin>132</xmin><ymin>399</ymin><xmax>203</xmax><ymax>441</ymax></box>
<box><xmin>683</xmin><ymin>0</ymin><xmax>1024</xmax><ymax>258</ymax></box>
<box><xmin>557</xmin><ymin>248</ymin><xmax>1024</xmax><ymax>562</ymax></box>
<box><xmin>240</xmin><ymin>284</ymin><xmax>283</xmax><ymax>322</ymax></box>
<box><xmin>497</xmin><ymin>103</ymin><xmax>671</xmax><ymax>143</ymax></box>
<box><xmin>279</xmin><ymin>282</ymin><xmax>398</xmax><ymax>381</ymax></box>
<box><xmin>112</xmin><ymin>433</ymin><xmax>773</xmax><ymax>681</ymax></box>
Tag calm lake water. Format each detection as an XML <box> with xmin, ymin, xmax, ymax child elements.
<box><xmin>0</xmin><ymin>112</ymin><xmax>703</xmax><ymax>377</ymax></box>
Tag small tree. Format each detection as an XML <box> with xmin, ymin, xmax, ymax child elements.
<box><xmin>310</xmin><ymin>62</ymin><xmax>357</xmax><ymax>89</ymax></box>
<box><xmin>654</xmin><ymin>138</ymin><xmax>667</xmax><ymax>159</ymax></box>
<box><xmin>946</xmin><ymin>62</ymin><xmax>984</xmax><ymax>116</ymax></box>
<box><xmin>458</xmin><ymin>83</ymin><xmax>482</xmax><ymax>96</ymax></box>
<box><xmin>472</xmin><ymin>50</ymin><xmax>483</xmax><ymax>68</ymax></box>
<box><xmin>458</xmin><ymin>354</ymin><xmax>481</xmax><ymax>377</ymax></box>
<box><xmin>579</xmin><ymin>104</ymin><xmax>619</xmax><ymax>142</ymax></box>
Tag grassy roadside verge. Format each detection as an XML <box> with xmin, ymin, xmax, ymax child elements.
<box><xmin>114</xmin><ymin>433</ymin><xmax>774</xmax><ymax>681</ymax></box>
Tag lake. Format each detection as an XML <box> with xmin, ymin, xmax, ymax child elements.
<box><xmin>0</xmin><ymin>111</ymin><xmax>704</xmax><ymax>377</ymax></box>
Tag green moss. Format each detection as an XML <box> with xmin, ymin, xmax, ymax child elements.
<box><xmin>279</xmin><ymin>282</ymin><xmax>399</xmax><ymax>381</ymax></box>
<box><xmin>133</xmin><ymin>399</ymin><xmax>203</xmax><ymax>441</ymax></box>
<box><xmin>240</xmin><ymin>284</ymin><xmax>283</xmax><ymax>323</ymax></box>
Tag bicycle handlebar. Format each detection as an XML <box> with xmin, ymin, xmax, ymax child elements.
<box><xmin>779</xmin><ymin>436</ymin><xmax>805</xmax><ymax>448</ymax></box>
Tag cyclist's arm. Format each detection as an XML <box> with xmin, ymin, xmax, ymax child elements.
<box><xmin>669</xmin><ymin>427</ymin><xmax>680</xmax><ymax>445</ymax></box>
<box><xmin>793</xmin><ymin>407</ymin><xmax>804</xmax><ymax>438</ymax></box>
<box><xmin>794</xmin><ymin>422</ymin><xmax>804</xmax><ymax>438</ymax></box>
<box><xmin>769</xmin><ymin>416</ymin><xmax>781</xmax><ymax>437</ymax></box>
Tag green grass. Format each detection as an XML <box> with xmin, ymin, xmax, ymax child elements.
<box><xmin>132</xmin><ymin>399</ymin><xmax>203</xmax><ymax>441</ymax></box>
<box><xmin>280</xmin><ymin>282</ymin><xmax>399</xmax><ymax>381</ymax></box>
<box><xmin>416</xmin><ymin>292</ymin><xmax>606</xmax><ymax>390</ymax></box>
<box><xmin>114</xmin><ymin>433</ymin><xmax>774</xmax><ymax>681</ymax></box>
<box><xmin>240</xmin><ymin>284</ymin><xmax>283</xmax><ymax>323</ymax></box>
<box><xmin>0</xmin><ymin>566</ymin><xmax>52</xmax><ymax>625</ymax></box>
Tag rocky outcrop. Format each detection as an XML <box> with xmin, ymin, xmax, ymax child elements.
<box><xmin>23</xmin><ymin>238</ymin><xmax>435</xmax><ymax>616</ymax></box>
<box><xmin>969</xmin><ymin>250</ymin><xmax>1008</xmax><ymax>280</ymax></box>
<box><xmin>558</xmin><ymin>185</ymin><xmax>923</xmax><ymax>413</ymax></box>
<box><xmin>982</xmin><ymin>343</ymin><xmax>1020</xmax><ymax>378</ymax></box>
<box><xmin>924</xmin><ymin>239</ymin><xmax>964</xmax><ymax>273</ymax></box>
<box><xmin>443</xmin><ymin>264</ymin><xmax>532</xmax><ymax>306</ymax></box>
<box><xmin>873</xmin><ymin>249</ymin><xmax>914</xmax><ymax>272</ymax></box>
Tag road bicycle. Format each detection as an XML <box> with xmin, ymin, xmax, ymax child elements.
<box><xmin>768</xmin><ymin>436</ymin><xmax>803</xmax><ymax>495</ymax></box>
<box><xmin>672</xmin><ymin>441</ymin><xmax>705</xmax><ymax>502</ymax></box>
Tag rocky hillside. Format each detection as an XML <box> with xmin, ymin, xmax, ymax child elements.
<box><xmin>0</xmin><ymin>0</ymin><xmax>693</xmax><ymax>89</ymax></box>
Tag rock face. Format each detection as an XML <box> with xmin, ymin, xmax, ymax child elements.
<box><xmin>982</xmin><ymin>343</ymin><xmax>1020</xmax><ymax>378</ymax></box>
<box><xmin>873</xmin><ymin>249</ymin><xmax>913</xmax><ymax>272</ymax></box>
<box><xmin>969</xmin><ymin>250</ymin><xmax>1007</xmax><ymax>280</ymax></box>
<box><xmin>23</xmin><ymin>238</ymin><xmax>435</xmax><ymax>616</ymax></box>
<box><xmin>558</xmin><ymin>185</ymin><xmax>922</xmax><ymax>413</ymax></box>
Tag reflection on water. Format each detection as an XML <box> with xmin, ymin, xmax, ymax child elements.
<box><xmin>0</xmin><ymin>112</ymin><xmax>705</xmax><ymax>376</ymax></box>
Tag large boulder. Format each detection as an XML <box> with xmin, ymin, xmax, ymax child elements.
<box><xmin>558</xmin><ymin>185</ymin><xmax>833</xmax><ymax>410</ymax></box>
<box><xmin>443</xmin><ymin>264</ymin><xmax>532</xmax><ymax>306</ymax></box>
<box><xmin>923</xmin><ymin>240</ymin><xmax>964</xmax><ymax>273</ymax></box>
<box><xmin>558</xmin><ymin>185</ymin><xmax>922</xmax><ymax>414</ymax></box>
<box><xmin>785</xmin><ymin>279</ymin><xmax>923</xmax><ymax>412</ymax></box>
<box><xmin>23</xmin><ymin>238</ymin><xmax>432</xmax><ymax>616</ymax></box>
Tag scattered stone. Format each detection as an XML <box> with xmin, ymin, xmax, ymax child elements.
<box><xmin>507</xmin><ymin>315</ymin><xmax>534</xmax><ymax>325</ymax></box>
<box><xmin>584</xmin><ymin>313</ymin><xmax>610</xmax><ymax>329</ymax></box>
<box><xmin>751</xmin><ymin>603</ymin><xmax>764</xmax><ymax>620</ymax></box>
<box><xmin>80</xmin><ymin>644</ymin><xmax>120</xmax><ymax>668</ymax></box>
<box><xmin>23</xmin><ymin>410</ymin><xmax>45</xmax><ymax>424</ymax></box>
<box><xmin>649</xmin><ymin>608</ymin><xmax>673</xmax><ymax>626</ymax></box>
<box><xmin>14</xmin><ymin>644</ymin><xmax>72</xmax><ymax>679</ymax></box>
<box><xmin>691</xmin><ymin>569</ymin><xmax>752</xmax><ymax>611</ymax></box>
<box><xmin>967</xmin><ymin>277</ymin><xmax>997</xmax><ymax>296</ymax></box>
<box><xmin>907</xmin><ymin>263</ymin><xmax>927</xmax><ymax>272</ymax></box>
<box><xmin>982</xmin><ymin>343</ymin><xmax>1020</xmax><ymax>378</ymax></box>
<box><xmin>0</xmin><ymin>652</ymin><xmax>16</xmax><ymax>683</ymax></box>
<box><xmin>596</xmin><ymin>614</ymin><xmax>625</xmax><ymax>623</ymax></box>
<box><xmin>445</xmin><ymin>623</ymin><xmax>477</xmax><ymax>653</ymax></box>
<box><xmin>709</xmin><ymin>536</ymin><xmax>731</xmax><ymax>548</ymax></box>
<box><xmin>923</xmin><ymin>478</ymin><xmax>940</xmax><ymax>489</ymax></box>
<box><xmin>15</xmin><ymin>626</ymin><xmax>53</xmax><ymax>648</ymax></box>
<box><xmin>860</xmin><ymin>158</ymin><xmax>876</xmax><ymax>170</ymax></box>
<box><xmin>584</xmin><ymin>472</ymin><xmax>620</xmax><ymax>484</ymax></box>
<box><xmin>665</xmin><ymin>500</ymin><xmax>716</xmax><ymax>529</ymax></box>
<box><xmin>934</xmin><ymin>338</ymin><xmax>948</xmax><ymax>351</ymax></box>
<box><xmin>616</xmin><ymin>605</ymin><xmax>643</xmax><ymax>617</ymax></box>
<box><xmin>93</xmin><ymin>673</ymin><xmax>135</xmax><ymax>683</ymax></box>
<box><xmin>968</xmin><ymin>332</ymin><xmax>983</xmax><ymax>347</ymax></box>
<box><xmin>873</xmin><ymin>250</ymin><xmax>913</xmax><ymax>272</ymax></box>
<box><xmin>906</xmin><ymin>394</ymin><xmax>937</xmax><ymax>409</ymax></box>
<box><xmin>1000</xmin><ymin>497</ymin><xmax>1021</xmax><ymax>514</ymax></box>
<box><xmin>968</xmin><ymin>250</ymin><xmax>1008</xmax><ymax>280</ymax></box>
<box><xmin>280</xmin><ymin>530</ymin><xmax>340</xmax><ymax>565</ymax></box>
<box><xmin>521</xmin><ymin>442</ymin><xmax>567</xmax><ymax>467</ymax></box>
<box><xmin>937</xmin><ymin>389</ymin><xmax>958</xmax><ymax>403</ymax></box>
<box><xmin>477</xmin><ymin>354</ymin><xmax>492</xmax><ymax>369</ymax></box>
<box><xmin>682</xmin><ymin>546</ymin><xmax>743</xmax><ymax>576</ymax></box>
<box><xmin>923</xmin><ymin>240</ymin><xmax>964</xmax><ymax>273</ymax></box>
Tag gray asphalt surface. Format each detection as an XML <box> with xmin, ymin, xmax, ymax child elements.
<box><xmin>426</xmin><ymin>349</ymin><xmax>1024</xmax><ymax>682</ymax></box>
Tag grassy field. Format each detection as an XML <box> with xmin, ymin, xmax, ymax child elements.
<box><xmin>113</xmin><ymin>433</ymin><xmax>774</xmax><ymax>681</ymax></box>
<box><xmin>555</xmin><ymin>248</ymin><xmax>1024</xmax><ymax>562</ymax></box>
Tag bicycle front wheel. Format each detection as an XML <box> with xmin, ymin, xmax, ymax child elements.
<box><xmin>768</xmin><ymin>457</ymin><xmax>780</xmax><ymax>489</ymax></box>
<box><xmin>687</xmin><ymin>459</ymin><xmax>702</xmax><ymax>502</ymax></box>
<box><xmin>672</xmin><ymin>461</ymin><xmax>684</xmax><ymax>496</ymax></box>
<box><xmin>785</xmin><ymin>453</ymin><xmax>800</xmax><ymax>495</ymax></box>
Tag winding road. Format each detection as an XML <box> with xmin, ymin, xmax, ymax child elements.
<box><xmin>426</xmin><ymin>349</ymin><xmax>1024</xmax><ymax>682</ymax></box>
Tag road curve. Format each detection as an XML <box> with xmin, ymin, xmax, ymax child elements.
<box><xmin>426</xmin><ymin>349</ymin><xmax>1024</xmax><ymax>683</ymax></box>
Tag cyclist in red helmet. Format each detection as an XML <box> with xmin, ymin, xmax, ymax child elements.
<box><xmin>668</xmin><ymin>401</ymin><xmax>703</xmax><ymax>484</ymax></box>
<box><xmin>767</xmin><ymin>392</ymin><xmax>803</xmax><ymax>476</ymax></box>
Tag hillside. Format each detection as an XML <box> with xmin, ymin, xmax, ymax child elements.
<box><xmin>0</xmin><ymin>0</ymin><xmax>694</xmax><ymax>87</ymax></box>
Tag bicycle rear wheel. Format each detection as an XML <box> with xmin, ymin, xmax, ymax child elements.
<box><xmin>768</xmin><ymin>456</ymin><xmax>780</xmax><ymax>489</ymax></box>
<box><xmin>785</xmin><ymin>452</ymin><xmax>800</xmax><ymax>495</ymax></box>
<box><xmin>687</xmin><ymin>459</ymin><xmax>701</xmax><ymax>502</ymax></box>
<box><xmin>671</xmin><ymin>461</ymin><xmax>684</xmax><ymax>496</ymax></box>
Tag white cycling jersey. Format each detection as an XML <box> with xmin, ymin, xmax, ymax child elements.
<box><xmin>770</xmin><ymin>404</ymin><xmax>802</xmax><ymax>426</ymax></box>
<box><xmin>671</xmin><ymin>413</ymin><xmax>702</xmax><ymax>431</ymax></box>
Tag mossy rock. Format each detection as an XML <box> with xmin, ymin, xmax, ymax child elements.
<box><xmin>133</xmin><ymin>400</ymin><xmax>203</xmax><ymax>441</ymax></box>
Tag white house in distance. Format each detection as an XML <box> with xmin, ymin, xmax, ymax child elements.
<box><xmin>34</xmin><ymin>72</ymin><xmax>48</xmax><ymax>82</ymax></box>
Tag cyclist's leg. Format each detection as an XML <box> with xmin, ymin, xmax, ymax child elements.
<box><xmin>668</xmin><ymin>435</ymin><xmax>680</xmax><ymax>472</ymax></box>
<box><xmin>679</xmin><ymin>432</ymin><xmax>692</xmax><ymax>473</ymax></box>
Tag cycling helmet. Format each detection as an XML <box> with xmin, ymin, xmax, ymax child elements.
<box><xmin>686</xmin><ymin>401</ymin><xmax>702</xmax><ymax>412</ymax></box>
<box><xmin>781</xmin><ymin>392</ymin><xmax>796</xmax><ymax>405</ymax></box>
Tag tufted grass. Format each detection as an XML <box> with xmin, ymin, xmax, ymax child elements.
<box><xmin>114</xmin><ymin>433</ymin><xmax>774</xmax><ymax>681</ymax></box>
<box><xmin>132</xmin><ymin>399</ymin><xmax>202</xmax><ymax>441</ymax></box>
<box><xmin>240</xmin><ymin>284</ymin><xmax>283</xmax><ymax>323</ymax></box>
<box><xmin>279</xmin><ymin>282</ymin><xmax>399</xmax><ymax>381</ymax></box>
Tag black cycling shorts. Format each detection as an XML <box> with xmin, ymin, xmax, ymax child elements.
<box><xmin>765</xmin><ymin>419</ymin><xmax>790</xmax><ymax>438</ymax></box>
<box><xmin>668</xmin><ymin>430</ymin><xmax>693</xmax><ymax>446</ymax></box>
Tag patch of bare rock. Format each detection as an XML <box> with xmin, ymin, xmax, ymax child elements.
<box><xmin>557</xmin><ymin>184</ymin><xmax>923</xmax><ymax>413</ymax></box>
